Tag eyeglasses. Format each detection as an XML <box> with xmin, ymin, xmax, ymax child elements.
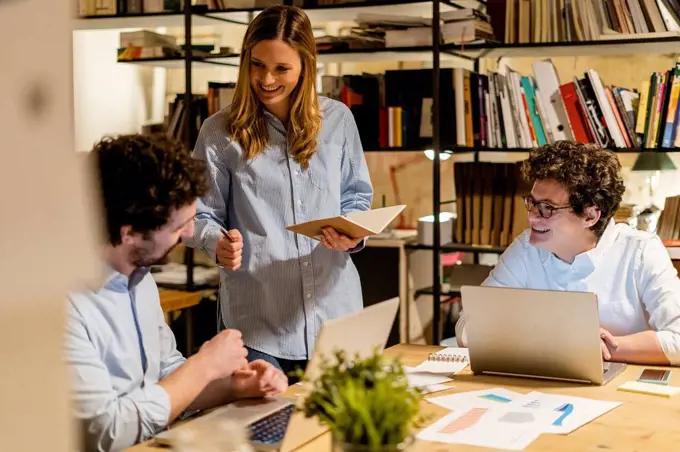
<box><xmin>522</xmin><ymin>194</ymin><xmax>571</xmax><ymax>219</ymax></box>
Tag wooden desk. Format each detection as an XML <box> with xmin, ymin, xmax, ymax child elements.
<box><xmin>127</xmin><ymin>344</ymin><xmax>680</xmax><ymax>451</ymax></box>
<box><xmin>159</xmin><ymin>289</ymin><xmax>203</xmax><ymax>356</ymax></box>
<box><xmin>159</xmin><ymin>289</ymin><xmax>202</xmax><ymax>313</ymax></box>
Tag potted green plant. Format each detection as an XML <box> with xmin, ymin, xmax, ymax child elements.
<box><xmin>293</xmin><ymin>349</ymin><xmax>428</xmax><ymax>452</ymax></box>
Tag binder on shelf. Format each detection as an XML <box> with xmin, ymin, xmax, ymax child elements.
<box><xmin>286</xmin><ymin>205</ymin><xmax>406</xmax><ymax>240</ymax></box>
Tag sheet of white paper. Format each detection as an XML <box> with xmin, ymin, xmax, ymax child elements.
<box><xmin>420</xmin><ymin>384</ymin><xmax>453</xmax><ymax>395</ymax></box>
<box><xmin>403</xmin><ymin>366</ymin><xmax>454</xmax><ymax>388</ymax></box>
<box><xmin>427</xmin><ymin>388</ymin><xmax>525</xmax><ymax>411</ymax></box>
<box><xmin>506</xmin><ymin>391</ymin><xmax>622</xmax><ymax>434</ymax></box>
<box><xmin>417</xmin><ymin>405</ymin><xmax>559</xmax><ymax>450</ymax></box>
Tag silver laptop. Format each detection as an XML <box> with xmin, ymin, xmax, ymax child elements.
<box><xmin>460</xmin><ymin>286</ymin><xmax>627</xmax><ymax>385</ymax></box>
<box><xmin>155</xmin><ymin>297</ymin><xmax>400</xmax><ymax>451</ymax></box>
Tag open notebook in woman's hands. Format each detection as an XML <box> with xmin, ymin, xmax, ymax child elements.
<box><xmin>286</xmin><ymin>205</ymin><xmax>406</xmax><ymax>240</ymax></box>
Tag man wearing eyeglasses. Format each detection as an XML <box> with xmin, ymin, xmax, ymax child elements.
<box><xmin>456</xmin><ymin>141</ymin><xmax>680</xmax><ymax>367</ymax></box>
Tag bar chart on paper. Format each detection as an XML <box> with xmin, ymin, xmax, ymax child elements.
<box><xmin>438</xmin><ymin>408</ymin><xmax>488</xmax><ymax>434</ymax></box>
<box><xmin>507</xmin><ymin>391</ymin><xmax>621</xmax><ymax>434</ymax></box>
<box><xmin>521</xmin><ymin>397</ymin><xmax>577</xmax><ymax>424</ymax></box>
<box><xmin>418</xmin><ymin>404</ymin><xmax>558</xmax><ymax>450</ymax></box>
<box><xmin>523</xmin><ymin>399</ymin><xmax>543</xmax><ymax>409</ymax></box>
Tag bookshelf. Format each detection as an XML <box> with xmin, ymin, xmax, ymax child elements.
<box><xmin>77</xmin><ymin>0</ymin><xmax>680</xmax><ymax>345</ymax></box>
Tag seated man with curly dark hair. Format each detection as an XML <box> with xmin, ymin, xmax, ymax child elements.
<box><xmin>456</xmin><ymin>141</ymin><xmax>680</xmax><ymax>366</ymax></box>
<box><xmin>65</xmin><ymin>134</ymin><xmax>287</xmax><ymax>452</ymax></box>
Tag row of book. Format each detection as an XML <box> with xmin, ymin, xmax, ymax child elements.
<box><xmin>165</xmin><ymin>94</ymin><xmax>210</xmax><ymax>145</ymax></box>
<box><xmin>172</xmin><ymin>63</ymin><xmax>680</xmax><ymax>154</ymax></box>
<box><xmin>501</xmin><ymin>0</ymin><xmax>680</xmax><ymax>44</ymax></box>
<box><xmin>463</xmin><ymin>61</ymin><xmax>680</xmax><ymax>150</ymax></box>
<box><xmin>321</xmin><ymin>70</ymin><xmax>441</xmax><ymax>150</ymax></box>
<box><xmin>321</xmin><ymin>60</ymin><xmax>680</xmax><ymax>152</ymax></box>
<box><xmin>207</xmin><ymin>82</ymin><xmax>236</xmax><ymax>116</ymax></box>
<box><xmin>78</xmin><ymin>0</ymin><xmax>299</xmax><ymax>15</ymax></box>
<box><xmin>205</xmin><ymin>0</ymin><xmax>369</xmax><ymax>8</ymax></box>
<box><xmin>453</xmin><ymin>162</ymin><xmax>531</xmax><ymax>247</ymax></box>
<box><xmin>78</xmin><ymin>0</ymin><xmax>181</xmax><ymax>16</ymax></box>
<box><xmin>658</xmin><ymin>195</ymin><xmax>680</xmax><ymax>239</ymax></box>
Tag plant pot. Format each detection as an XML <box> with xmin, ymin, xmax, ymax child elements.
<box><xmin>331</xmin><ymin>435</ymin><xmax>415</xmax><ymax>452</ymax></box>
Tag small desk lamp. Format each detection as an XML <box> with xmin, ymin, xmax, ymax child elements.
<box><xmin>631</xmin><ymin>151</ymin><xmax>676</xmax><ymax>209</ymax></box>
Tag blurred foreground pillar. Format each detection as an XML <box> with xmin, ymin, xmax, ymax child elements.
<box><xmin>0</xmin><ymin>1</ymin><xmax>103</xmax><ymax>451</ymax></box>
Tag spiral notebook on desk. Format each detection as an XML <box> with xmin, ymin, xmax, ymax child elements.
<box><xmin>413</xmin><ymin>347</ymin><xmax>470</xmax><ymax>375</ymax></box>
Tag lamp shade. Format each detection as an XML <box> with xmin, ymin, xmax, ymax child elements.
<box><xmin>631</xmin><ymin>152</ymin><xmax>677</xmax><ymax>171</ymax></box>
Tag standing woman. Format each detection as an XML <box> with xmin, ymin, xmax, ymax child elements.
<box><xmin>186</xmin><ymin>5</ymin><xmax>373</xmax><ymax>377</ymax></box>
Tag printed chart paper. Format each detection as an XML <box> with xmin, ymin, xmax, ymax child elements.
<box><xmin>506</xmin><ymin>391</ymin><xmax>622</xmax><ymax>434</ymax></box>
<box><xmin>417</xmin><ymin>405</ymin><xmax>559</xmax><ymax>450</ymax></box>
<box><xmin>427</xmin><ymin>388</ymin><xmax>525</xmax><ymax>410</ymax></box>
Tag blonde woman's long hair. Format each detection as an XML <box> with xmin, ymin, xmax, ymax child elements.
<box><xmin>227</xmin><ymin>5</ymin><xmax>322</xmax><ymax>169</ymax></box>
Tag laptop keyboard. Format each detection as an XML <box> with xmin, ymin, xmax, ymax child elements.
<box><xmin>249</xmin><ymin>404</ymin><xmax>294</xmax><ymax>445</ymax></box>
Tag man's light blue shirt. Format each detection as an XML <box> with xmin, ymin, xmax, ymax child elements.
<box><xmin>186</xmin><ymin>97</ymin><xmax>374</xmax><ymax>360</ymax></box>
<box><xmin>65</xmin><ymin>266</ymin><xmax>185</xmax><ymax>452</ymax></box>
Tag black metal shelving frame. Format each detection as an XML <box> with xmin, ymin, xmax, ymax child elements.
<box><xmin>78</xmin><ymin>0</ymin><xmax>680</xmax><ymax>344</ymax></box>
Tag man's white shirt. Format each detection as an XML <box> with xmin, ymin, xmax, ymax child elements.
<box><xmin>456</xmin><ymin>221</ymin><xmax>680</xmax><ymax>365</ymax></box>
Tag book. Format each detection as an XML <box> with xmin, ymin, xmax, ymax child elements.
<box><xmin>286</xmin><ymin>205</ymin><xmax>406</xmax><ymax>240</ymax></box>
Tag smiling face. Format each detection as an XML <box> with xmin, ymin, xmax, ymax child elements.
<box><xmin>249</xmin><ymin>39</ymin><xmax>302</xmax><ymax>118</ymax></box>
<box><xmin>125</xmin><ymin>202</ymin><xmax>196</xmax><ymax>268</ymax></box>
<box><xmin>527</xmin><ymin>179</ymin><xmax>600</xmax><ymax>262</ymax></box>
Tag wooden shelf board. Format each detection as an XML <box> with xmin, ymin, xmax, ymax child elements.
<box><xmin>72</xmin><ymin>0</ymin><xmax>474</xmax><ymax>31</ymax></box>
<box><xmin>72</xmin><ymin>11</ymin><xmax>226</xmax><ymax>30</ymax></box>
<box><xmin>405</xmin><ymin>242</ymin><xmax>507</xmax><ymax>253</ymax></box>
<box><xmin>117</xmin><ymin>47</ymin><xmax>472</xmax><ymax>67</ymax></box>
<box><xmin>116</xmin><ymin>54</ymin><xmax>239</xmax><ymax>68</ymax></box>
<box><xmin>206</xmin><ymin>0</ymin><xmax>461</xmax><ymax>25</ymax></box>
<box><xmin>445</xmin><ymin>35</ymin><xmax>680</xmax><ymax>59</ymax></box>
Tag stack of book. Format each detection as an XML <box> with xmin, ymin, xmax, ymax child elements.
<box><xmin>117</xmin><ymin>30</ymin><xmax>180</xmax><ymax>61</ymax></box>
<box><xmin>345</xmin><ymin>9</ymin><xmax>496</xmax><ymax>48</ymax></box>
<box><xmin>117</xmin><ymin>29</ymin><xmax>235</xmax><ymax>61</ymax></box>
<box><xmin>501</xmin><ymin>0</ymin><xmax>680</xmax><ymax>44</ymax></box>
<box><xmin>315</xmin><ymin>34</ymin><xmax>384</xmax><ymax>52</ymax></box>
<box><xmin>658</xmin><ymin>195</ymin><xmax>680</xmax><ymax>239</ymax></box>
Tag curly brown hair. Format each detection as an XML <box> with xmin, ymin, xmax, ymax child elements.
<box><xmin>521</xmin><ymin>141</ymin><xmax>626</xmax><ymax>238</ymax></box>
<box><xmin>89</xmin><ymin>134</ymin><xmax>209</xmax><ymax>246</ymax></box>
